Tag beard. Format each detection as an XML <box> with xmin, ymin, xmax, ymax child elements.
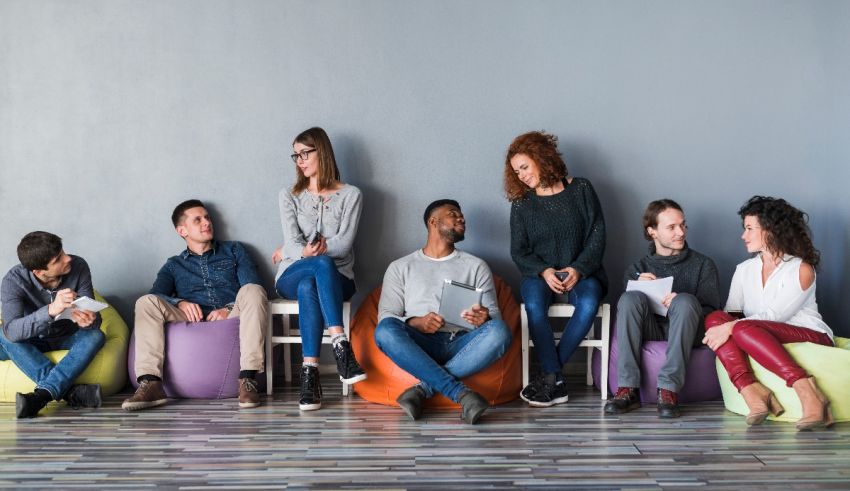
<box><xmin>439</xmin><ymin>225</ymin><xmax>465</xmax><ymax>244</ymax></box>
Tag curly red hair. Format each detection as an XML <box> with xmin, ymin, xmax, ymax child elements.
<box><xmin>503</xmin><ymin>131</ymin><xmax>568</xmax><ymax>201</ymax></box>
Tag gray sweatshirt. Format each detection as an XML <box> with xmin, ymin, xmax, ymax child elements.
<box><xmin>378</xmin><ymin>249</ymin><xmax>501</xmax><ymax>324</ymax></box>
<box><xmin>277</xmin><ymin>184</ymin><xmax>362</xmax><ymax>280</ymax></box>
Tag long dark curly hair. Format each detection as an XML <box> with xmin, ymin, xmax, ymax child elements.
<box><xmin>738</xmin><ymin>196</ymin><xmax>820</xmax><ymax>268</ymax></box>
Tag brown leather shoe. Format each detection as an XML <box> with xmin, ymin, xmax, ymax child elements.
<box><xmin>122</xmin><ymin>380</ymin><xmax>167</xmax><ymax>411</ymax></box>
<box><xmin>604</xmin><ymin>387</ymin><xmax>641</xmax><ymax>414</ymax></box>
<box><xmin>657</xmin><ymin>388</ymin><xmax>681</xmax><ymax>419</ymax></box>
<box><xmin>238</xmin><ymin>378</ymin><xmax>261</xmax><ymax>408</ymax></box>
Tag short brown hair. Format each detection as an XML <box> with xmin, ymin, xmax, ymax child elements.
<box><xmin>172</xmin><ymin>199</ymin><xmax>205</xmax><ymax>227</ymax></box>
<box><xmin>642</xmin><ymin>199</ymin><xmax>683</xmax><ymax>241</ymax></box>
<box><xmin>503</xmin><ymin>131</ymin><xmax>568</xmax><ymax>201</ymax></box>
<box><xmin>291</xmin><ymin>127</ymin><xmax>341</xmax><ymax>194</ymax></box>
<box><xmin>17</xmin><ymin>231</ymin><xmax>63</xmax><ymax>271</ymax></box>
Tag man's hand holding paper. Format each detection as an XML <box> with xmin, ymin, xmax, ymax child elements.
<box><xmin>625</xmin><ymin>275</ymin><xmax>674</xmax><ymax>316</ymax></box>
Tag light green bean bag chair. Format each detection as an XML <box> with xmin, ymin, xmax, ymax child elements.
<box><xmin>0</xmin><ymin>291</ymin><xmax>129</xmax><ymax>402</ymax></box>
<box><xmin>717</xmin><ymin>336</ymin><xmax>850</xmax><ymax>422</ymax></box>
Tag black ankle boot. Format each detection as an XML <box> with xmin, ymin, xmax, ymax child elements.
<box><xmin>65</xmin><ymin>384</ymin><xmax>102</xmax><ymax>409</ymax></box>
<box><xmin>459</xmin><ymin>390</ymin><xmax>489</xmax><ymax>424</ymax></box>
<box><xmin>396</xmin><ymin>385</ymin><xmax>427</xmax><ymax>420</ymax></box>
<box><xmin>16</xmin><ymin>390</ymin><xmax>51</xmax><ymax>419</ymax></box>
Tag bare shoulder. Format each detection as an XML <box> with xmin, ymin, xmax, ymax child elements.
<box><xmin>798</xmin><ymin>261</ymin><xmax>815</xmax><ymax>290</ymax></box>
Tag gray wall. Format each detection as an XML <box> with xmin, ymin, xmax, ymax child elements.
<box><xmin>2</xmin><ymin>1</ymin><xmax>848</xmax><ymax>337</ymax></box>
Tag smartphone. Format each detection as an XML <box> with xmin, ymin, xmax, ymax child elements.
<box><xmin>308</xmin><ymin>231</ymin><xmax>323</xmax><ymax>245</ymax></box>
<box><xmin>554</xmin><ymin>271</ymin><xmax>569</xmax><ymax>281</ymax></box>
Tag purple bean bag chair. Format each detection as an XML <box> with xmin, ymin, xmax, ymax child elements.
<box><xmin>128</xmin><ymin>318</ymin><xmax>242</xmax><ymax>399</ymax></box>
<box><xmin>592</xmin><ymin>322</ymin><xmax>721</xmax><ymax>403</ymax></box>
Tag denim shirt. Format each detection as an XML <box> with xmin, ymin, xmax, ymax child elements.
<box><xmin>0</xmin><ymin>255</ymin><xmax>101</xmax><ymax>342</ymax></box>
<box><xmin>150</xmin><ymin>241</ymin><xmax>261</xmax><ymax>315</ymax></box>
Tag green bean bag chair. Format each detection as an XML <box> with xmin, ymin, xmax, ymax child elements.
<box><xmin>717</xmin><ymin>336</ymin><xmax>850</xmax><ymax>422</ymax></box>
<box><xmin>0</xmin><ymin>291</ymin><xmax>129</xmax><ymax>402</ymax></box>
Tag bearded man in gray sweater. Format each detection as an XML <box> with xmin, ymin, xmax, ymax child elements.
<box><xmin>375</xmin><ymin>199</ymin><xmax>512</xmax><ymax>424</ymax></box>
<box><xmin>604</xmin><ymin>199</ymin><xmax>720</xmax><ymax>419</ymax></box>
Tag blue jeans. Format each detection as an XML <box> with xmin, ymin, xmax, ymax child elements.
<box><xmin>374</xmin><ymin>317</ymin><xmax>512</xmax><ymax>402</ymax></box>
<box><xmin>275</xmin><ymin>255</ymin><xmax>355</xmax><ymax>358</ymax></box>
<box><xmin>521</xmin><ymin>276</ymin><xmax>603</xmax><ymax>375</ymax></box>
<box><xmin>0</xmin><ymin>327</ymin><xmax>105</xmax><ymax>400</ymax></box>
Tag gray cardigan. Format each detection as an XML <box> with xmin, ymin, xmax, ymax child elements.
<box><xmin>276</xmin><ymin>184</ymin><xmax>362</xmax><ymax>280</ymax></box>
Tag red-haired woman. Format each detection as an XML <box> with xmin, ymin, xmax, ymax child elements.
<box><xmin>504</xmin><ymin>131</ymin><xmax>607</xmax><ymax>407</ymax></box>
<box><xmin>703</xmin><ymin>196</ymin><xmax>834</xmax><ymax>430</ymax></box>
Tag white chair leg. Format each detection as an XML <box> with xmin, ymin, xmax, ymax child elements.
<box><xmin>520</xmin><ymin>305</ymin><xmax>529</xmax><ymax>388</ymax></box>
<box><xmin>266</xmin><ymin>308</ymin><xmax>274</xmax><ymax>395</ymax></box>
<box><xmin>341</xmin><ymin>302</ymin><xmax>351</xmax><ymax>396</ymax></box>
<box><xmin>283</xmin><ymin>314</ymin><xmax>293</xmax><ymax>384</ymax></box>
<box><xmin>600</xmin><ymin>304</ymin><xmax>610</xmax><ymax>400</ymax></box>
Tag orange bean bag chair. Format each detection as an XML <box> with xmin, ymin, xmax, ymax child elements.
<box><xmin>351</xmin><ymin>276</ymin><xmax>521</xmax><ymax>407</ymax></box>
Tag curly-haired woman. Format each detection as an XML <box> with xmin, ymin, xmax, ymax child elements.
<box><xmin>703</xmin><ymin>196</ymin><xmax>834</xmax><ymax>430</ymax></box>
<box><xmin>504</xmin><ymin>131</ymin><xmax>607</xmax><ymax>407</ymax></box>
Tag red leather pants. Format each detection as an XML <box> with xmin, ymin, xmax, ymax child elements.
<box><xmin>705</xmin><ymin>311</ymin><xmax>833</xmax><ymax>391</ymax></box>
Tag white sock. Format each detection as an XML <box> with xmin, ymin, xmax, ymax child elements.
<box><xmin>330</xmin><ymin>332</ymin><xmax>347</xmax><ymax>347</ymax></box>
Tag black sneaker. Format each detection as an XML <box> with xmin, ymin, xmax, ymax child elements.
<box><xmin>521</xmin><ymin>373</ymin><xmax>569</xmax><ymax>407</ymax></box>
<box><xmin>604</xmin><ymin>387</ymin><xmax>641</xmax><ymax>414</ymax></box>
<box><xmin>64</xmin><ymin>384</ymin><xmax>102</xmax><ymax>409</ymax></box>
<box><xmin>299</xmin><ymin>365</ymin><xmax>322</xmax><ymax>411</ymax></box>
<box><xmin>396</xmin><ymin>385</ymin><xmax>427</xmax><ymax>421</ymax></box>
<box><xmin>16</xmin><ymin>392</ymin><xmax>50</xmax><ymax>419</ymax></box>
<box><xmin>332</xmin><ymin>340</ymin><xmax>367</xmax><ymax>385</ymax></box>
<box><xmin>519</xmin><ymin>374</ymin><xmax>544</xmax><ymax>402</ymax></box>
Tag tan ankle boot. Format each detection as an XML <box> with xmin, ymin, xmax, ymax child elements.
<box><xmin>740</xmin><ymin>382</ymin><xmax>785</xmax><ymax>425</ymax></box>
<box><xmin>793</xmin><ymin>377</ymin><xmax>833</xmax><ymax>431</ymax></box>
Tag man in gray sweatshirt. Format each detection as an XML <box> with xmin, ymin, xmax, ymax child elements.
<box><xmin>375</xmin><ymin>199</ymin><xmax>512</xmax><ymax>424</ymax></box>
<box><xmin>604</xmin><ymin>199</ymin><xmax>720</xmax><ymax>418</ymax></box>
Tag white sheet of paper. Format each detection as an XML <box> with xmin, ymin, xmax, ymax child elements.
<box><xmin>626</xmin><ymin>276</ymin><xmax>674</xmax><ymax>316</ymax></box>
<box><xmin>54</xmin><ymin>296</ymin><xmax>108</xmax><ymax>321</ymax></box>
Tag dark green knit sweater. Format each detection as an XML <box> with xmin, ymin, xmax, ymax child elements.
<box><xmin>509</xmin><ymin>177</ymin><xmax>608</xmax><ymax>292</ymax></box>
<box><xmin>623</xmin><ymin>244</ymin><xmax>721</xmax><ymax>317</ymax></box>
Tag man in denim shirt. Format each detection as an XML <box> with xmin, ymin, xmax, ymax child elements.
<box><xmin>123</xmin><ymin>199</ymin><xmax>268</xmax><ymax>411</ymax></box>
<box><xmin>1</xmin><ymin>231</ymin><xmax>105</xmax><ymax>418</ymax></box>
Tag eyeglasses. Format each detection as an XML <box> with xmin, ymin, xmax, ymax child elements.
<box><xmin>290</xmin><ymin>148</ymin><xmax>317</xmax><ymax>163</ymax></box>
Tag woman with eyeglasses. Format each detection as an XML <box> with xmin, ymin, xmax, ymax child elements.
<box><xmin>702</xmin><ymin>196</ymin><xmax>834</xmax><ymax>430</ymax></box>
<box><xmin>272</xmin><ymin>126</ymin><xmax>365</xmax><ymax>411</ymax></box>
<box><xmin>504</xmin><ymin>131</ymin><xmax>607</xmax><ymax>407</ymax></box>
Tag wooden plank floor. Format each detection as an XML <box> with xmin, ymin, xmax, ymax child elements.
<box><xmin>0</xmin><ymin>376</ymin><xmax>848</xmax><ymax>490</ymax></box>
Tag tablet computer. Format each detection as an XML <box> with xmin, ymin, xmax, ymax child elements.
<box><xmin>437</xmin><ymin>279</ymin><xmax>483</xmax><ymax>331</ymax></box>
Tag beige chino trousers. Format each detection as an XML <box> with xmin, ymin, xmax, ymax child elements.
<box><xmin>133</xmin><ymin>284</ymin><xmax>267</xmax><ymax>379</ymax></box>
